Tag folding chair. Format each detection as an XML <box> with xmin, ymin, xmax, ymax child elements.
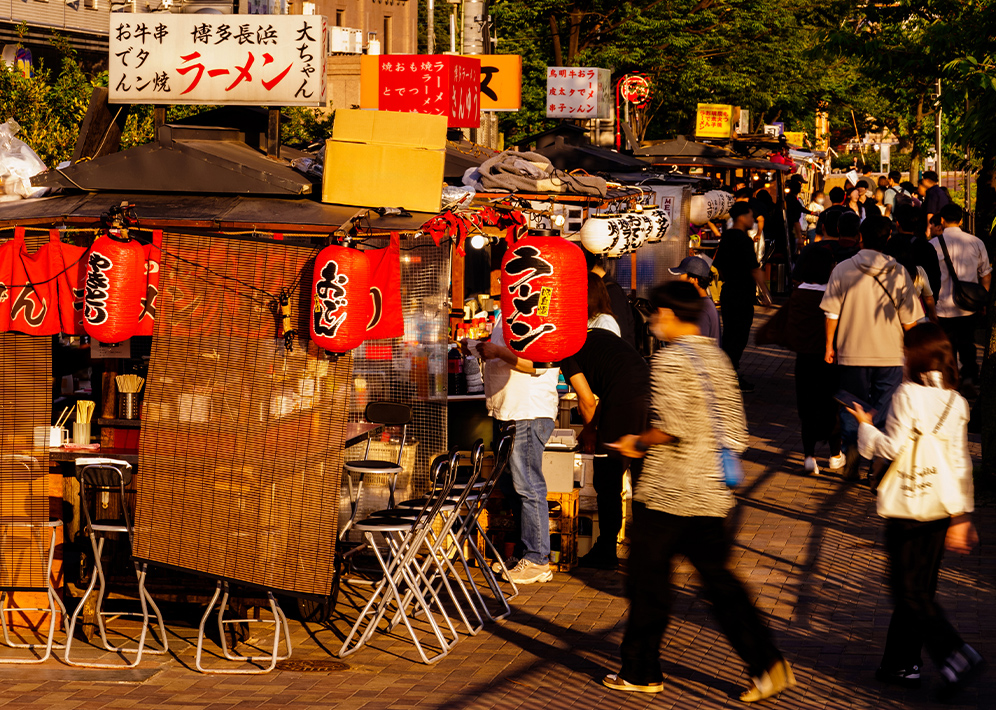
<box><xmin>338</xmin><ymin>450</ymin><xmax>459</xmax><ymax>664</ymax></box>
<box><xmin>0</xmin><ymin>455</ymin><xmax>68</xmax><ymax>663</ymax></box>
<box><xmin>339</xmin><ymin>402</ymin><xmax>411</xmax><ymax>542</ymax></box>
<box><xmin>64</xmin><ymin>458</ymin><xmax>168</xmax><ymax>668</ymax></box>
<box><xmin>368</xmin><ymin>442</ymin><xmax>488</xmax><ymax>637</ymax></box>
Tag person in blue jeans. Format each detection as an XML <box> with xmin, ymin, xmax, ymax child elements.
<box><xmin>477</xmin><ymin>323</ymin><xmax>560</xmax><ymax>585</ymax></box>
<box><xmin>821</xmin><ymin>216</ymin><xmax>923</xmax><ymax>481</ymax></box>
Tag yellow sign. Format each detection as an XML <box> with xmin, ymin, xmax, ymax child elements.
<box><xmin>694</xmin><ymin>103</ymin><xmax>734</xmax><ymax>139</ymax></box>
<box><xmin>783</xmin><ymin>131</ymin><xmax>805</xmax><ymax>147</ymax></box>
<box><xmin>361</xmin><ymin>54</ymin><xmax>521</xmax><ymax>112</ymax></box>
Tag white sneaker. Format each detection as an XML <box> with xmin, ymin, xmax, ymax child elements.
<box><xmin>828</xmin><ymin>453</ymin><xmax>846</xmax><ymax>471</ymax></box>
<box><xmin>504</xmin><ymin>559</ymin><xmax>553</xmax><ymax>584</ymax></box>
<box><xmin>804</xmin><ymin>456</ymin><xmax>819</xmax><ymax>475</ymax></box>
<box><xmin>491</xmin><ymin>556</ymin><xmax>518</xmax><ymax>575</ymax></box>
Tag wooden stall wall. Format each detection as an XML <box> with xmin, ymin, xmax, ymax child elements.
<box><xmin>133</xmin><ymin>234</ymin><xmax>351</xmax><ymax>597</ymax></box>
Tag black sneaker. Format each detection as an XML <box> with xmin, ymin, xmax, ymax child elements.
<box><xmin>937</xmin><ymin>645</ymin><xmax>985</xmax><ymax>701</ymax></box>
<box><xmin>875</xmin><ymin>665</ymin><xmax>922</xmax><ymax>689</ymax></box>
<box><xmin>578</xmin><ymin>549</ymin><xmax>619</xmax><ymax>570</ymax></box>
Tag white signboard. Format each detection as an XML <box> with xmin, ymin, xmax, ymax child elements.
<box><xmin>545</xmin><ymin>67</ymin><xmax>611</xmax><ymax>119</ymax></box>
<box><xmin>109</xmin><ymin>14</ymin><xmax>327</xmax><ymax>107</ymax></box>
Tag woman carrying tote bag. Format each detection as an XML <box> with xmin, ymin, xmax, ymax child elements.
<box><xmin>849</xmin><ymin>323</ymin><xmax>984</xmax><ymax>699</ymax></box>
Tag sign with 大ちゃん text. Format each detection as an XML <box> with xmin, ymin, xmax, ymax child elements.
<box><xmin>108</xmin><ymin>14</ymin><xmax>327</xmax><ymax>107</ymax></box>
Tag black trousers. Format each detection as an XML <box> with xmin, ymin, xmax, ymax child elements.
<box><xmin>939</xmin><ymin>315</ymin><xmax>979</xmax><ymax>381</ymax></box>
<box><xmin>720</xmin><ymin>289</ymin><xmax>755</xmax><ymax>372</ymax></box>
<box><xmin>795</xmin><ymin>353</ymin><xmax>841</xmax><ymax>458</ymax></box>
<box><xmin>619</xmin><ymin>504</ymin><xmax>782</xmax><ymax>684</ymax></box>
<box><xmin>591</xmin><ymin>454</ymin><xmax>642</xmax><ymax>556</ymax></box>
<box><xmin>881</xmin><ymin>517</ymin><xmax>964</xmax><ymax>672</ymax></box>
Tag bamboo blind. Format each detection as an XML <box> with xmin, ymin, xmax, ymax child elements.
<box><xmin>0</xmin><ymin>330</ymin><xmax>53</xmax><ymax>589</ymax></box>
<box><xmin>133</xmin><ymin>234</ymin><xmax>351</xmax><ymax>597</ymax></box>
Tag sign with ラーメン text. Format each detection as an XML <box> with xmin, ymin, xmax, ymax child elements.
<box><xmin>545</xmin><ymin>67</ymin><xmax>611</xmax><ymax>119</ymax></box>
<box><xmin>108</xmin><ymin>14</ymin><xmax>327</xmax><ymax>107</ymax></box>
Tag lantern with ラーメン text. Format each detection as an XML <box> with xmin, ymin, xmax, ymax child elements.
<box><xmin>501</xmin><ymin>230</ymin><xmax>587</xmax><ymax>366</ymax></box>
<box><xmin>83</xmin><ymin>230</ymin><xmax>146</xmax><ymax>345</ymax></box>
<box><xmin>310</xmin><ymin>245</ymin><xmax>371</xmax><ymax>354</ymax></box>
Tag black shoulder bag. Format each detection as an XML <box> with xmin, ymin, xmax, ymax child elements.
<box><xmin>938</xmin><ymin>236</ymin><xmax>989</xmax><ymax>312</ymax></box>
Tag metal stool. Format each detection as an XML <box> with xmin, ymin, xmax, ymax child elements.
<box><xmin>340</xmin><ymin>402</ymin><xmax>412</xmax><ymax>541</ymax></box>
<box><xmin>64</xmin><ymin>458</ymin><xmax>168</xmax><ymax>668</ymax></box>
<box><xmin>195</xmin><ymin>580</ymin><xmax>292</xmax><ymax>674</ymax></box>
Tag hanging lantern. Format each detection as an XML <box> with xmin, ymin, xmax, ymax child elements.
<box><xmin>579</xmin><ymin>213</ymin><xmax>649</xmax><ymax>256</ymax></box>
<box><xmin>501</xmin><ymin>230</ymin><xmax>587</xmax><ymax>366</ymax></box>
<box><xmin>640</xmin><ymin>205</ymin><xmax>672</xmax><ymax>243</ymax></box>
<box><xmin>83</xmin><ymin>230</ymin><xmax>146</xmax><ymax>345</ymax></box>
<box><xmin>689</xmin><ymin>190</ymin><xmax>736</xmax><ymax>226</ymax></box>
<box><xmin>310</xmin><ymin>245</ymin><xmax>371</xmax><ymax>354</ymax></box>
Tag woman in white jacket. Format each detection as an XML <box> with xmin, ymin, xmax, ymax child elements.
<box><xmin>850</xmin><ymin>323</ymin><xmax>983</xmax><ymax>699</ymax></box>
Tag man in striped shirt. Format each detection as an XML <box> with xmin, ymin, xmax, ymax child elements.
<box><xmin>602</xmin><ymin>280</ymin><xmax>795</xmax><ymax>703</ymax></box>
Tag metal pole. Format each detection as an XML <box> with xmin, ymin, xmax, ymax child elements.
<box><xmin>427</xmin><ymin>0</ymin><xmax>435</xmax><ymax>54</ymax></box>
<box><xmin>449</xmin><ymin>12</ymin><xmax>456</xmax><ymax>53</ymax></box>
<box><xmin>935</xmin><ymin>78</ymin><xmax>943</xmax><ymax>179</ymax></box>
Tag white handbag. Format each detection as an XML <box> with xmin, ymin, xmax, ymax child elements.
<box><xmin>876</xmin><ymin>391</ymin><xmax>959</xmax><ymax>521</ymax></box>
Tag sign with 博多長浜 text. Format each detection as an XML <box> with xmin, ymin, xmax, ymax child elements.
<box><xmin>108</xmin><ymin>14</ymin><xmax>327</xmax><ymax>107</ymax></box>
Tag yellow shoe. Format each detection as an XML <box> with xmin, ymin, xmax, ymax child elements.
<box><xmin>739</xmin><ymin>660</ymin><xmax>796</xmax><ymax>703</ymax></box>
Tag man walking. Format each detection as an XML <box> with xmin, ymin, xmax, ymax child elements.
<box><xmin>478</xmin><ymin>324</ymin><xmax>559</xmax><ymax>585</ymax></box>
<box><xmin>604</xmin><ymin>280</ymin><xmax>795</xmax><ymax>702</ymax></box>
<box><xmin>931</xmin><ymin>203</ymin><xmax>992</xmax><ymax>387</ymax></box>
<box><xmin>885</xmin><ymin>203</ymin><xmax>942</xmax><ymax>297</ymax></box>
<box><xmin>714</xmin><ymin>202</ymin><xmax>774</xmax><ymax>392</ymax></box>
<box><xmin>920</xmin><ymin>170</ymin><xmax>950</xmax><ymax>231</ymax></box>
<box><xmin>559</xmin><ymin>328</ymin><xmax>650</xmax><ymax>569</ymax></box>
<box><xmin>822</xmin><ymin>216</ymin><xmax>924</xmax><ymax>481</ymax></box>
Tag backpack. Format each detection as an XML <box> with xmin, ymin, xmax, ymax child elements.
<box><xmin>887</xmin><ymin>186</ymin><xmax>914</xmax><ymax>211</ymax></box>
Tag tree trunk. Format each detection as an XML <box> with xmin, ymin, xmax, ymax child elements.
<box><xmin>977</xmin><ymin>153</ymin><xmax>996</xmax><ymax>479</ymax></box>
<box><xmin>549</xmin><ymin>15</ymin><xmax>563</xmax><ymax>66</ymax></box>
<box><xmin>909</xmin><ymin>95</ymin><xmax>925</xmax><ymax>180</ymax></box>
<box><xmin>567</xmin><ymin>9</ymin><xmax>582</xmax><ymax>64</ymax></box>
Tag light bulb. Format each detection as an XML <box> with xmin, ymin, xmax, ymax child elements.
<box><xmin>552</xmin><ymin>214</ymin><xmax>566</xmax><ymax>227</ymax></box>
<box><xmin>468</xmin><ymin>234</ymin><xmax>488</xmax><ymax>250</ymax></box>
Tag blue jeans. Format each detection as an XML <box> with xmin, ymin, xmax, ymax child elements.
<box><xmin>838</xmin><ymin>365</ymin><xmax>903</xmax><ymax>450</ymax></box>
<box><xmin>497</xmin><ymin>418</ymin><xmax>554</xmax><ymax>565</ymax></box>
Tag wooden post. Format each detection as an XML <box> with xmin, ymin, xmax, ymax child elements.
<box><xmin>267</xmin><ymin>108</ymin><xmax>281</xmax><ymax>159</ymax></box>
<box><xmin>153</xmin><ymin>105</ymin><xmax>167</xmax><ymax>137</ymax></box>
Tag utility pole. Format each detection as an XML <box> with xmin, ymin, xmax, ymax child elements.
<box><xmin>935</xmin><ymin>78</ymin><xmax>943</xmax><ymax>179</ymax></box>
<box><xmin>462</xmin><ymin>0</ymin><xmax>487</xmax><ymax>145</ymax></box>
<box><xmin>427</xmin><ymin>0</ymin><xmax>435</xmax><ymax>54</ymax></box>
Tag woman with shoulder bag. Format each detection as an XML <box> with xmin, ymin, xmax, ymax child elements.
<box><xmin>848</xmin><ymin>324</ymin><xmax>984</xmax><ymax>699</ymax></box>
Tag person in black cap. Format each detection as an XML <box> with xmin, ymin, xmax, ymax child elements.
<box><xmin>669</xmin><ymin>256</ymin><xmax>721</xmax><ymax>345</ymax></box>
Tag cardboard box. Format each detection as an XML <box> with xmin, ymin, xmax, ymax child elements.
<box><xmin>322</xmin><ymin>109</ymin><xmax>447</xmax><ymax>213</ymax></box>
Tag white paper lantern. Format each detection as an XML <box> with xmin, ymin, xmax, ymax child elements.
<box><xmin>641</xmin><ymin>206</ymin><xmax>671</xmax><ymax>243</ymax></box>
<box><xmin>689</xmin><ymin>190</ymin><xmax>736</xmax><ymax>226</ymax></box>
<box><xmin>579</xmin><ymin>213</ymin><xmax>649</xmax><ymax>256</ymax></box>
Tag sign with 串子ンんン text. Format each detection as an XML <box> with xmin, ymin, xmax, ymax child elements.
<box><xmin>108</xmin><ymin>14</ymin><xmax>327</xmax><ymax>107</ymax></box>
<box><xmin>545</xmin><ymin>67</ymin><xmax>611</xmax><ymax>119</ymax></box>
<box><xmin>694</xmin><ymin>104</ymin><xmax>734</xmax><ymax>139</ymax></box>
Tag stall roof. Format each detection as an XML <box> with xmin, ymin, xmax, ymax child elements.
<box><xmin>635</xmin><ymin>135</ymin><xmax>792</xmax><ymax>172</ymax></box>
<box><xmin>0</xmin><ymin>192</ymin><xmax>437</xmax><ymax>234</ymax></box>
<box><xmin>445</xmin><ymin>139</ymin><xmax>497</xmax><ymax>180</ymax></box>
<box><xmin>514</xmin><ymin>124</ymin><xmax>650</xmax><ymax>174</ymax></box>
<box><xmin>32</xmin><ymin>125</ymin><xmax>316</xmax><ymax>196</ymax></box>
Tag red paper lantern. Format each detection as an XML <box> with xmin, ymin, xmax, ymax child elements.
<box><xmin>501</xmin><ymin>231</ymin><xmax>587</xmax><ymax>365</ymax></box>
<box><xmin>83</xmin><ymin>231</ymin><xmax>146</xmax><ymax>345</ymax></box>
<box><xmin>310</xmin><ymin>245</ymin><xmax>371</xmax><ymax>354</ymax></box>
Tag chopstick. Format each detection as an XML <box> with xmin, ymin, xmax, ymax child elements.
<box><xmin>54</xmin><ymin>406</ymin><xmax>71</xmax><ymax>429</ymax></box>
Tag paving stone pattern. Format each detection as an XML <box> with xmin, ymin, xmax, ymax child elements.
<box><xmin>2</xmin><ymin>307</ymin><xmax>993</xmax><ymax>709</ymax></box>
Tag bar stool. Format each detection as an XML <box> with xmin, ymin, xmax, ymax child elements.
<box><xmin>0</xmin><ymin>455</ymin><xmax>68</xmax><ymax>663</ymax></box>
<box><xmin>340</xmin><ymin>402</ymin><xmax>412</xmax><ymax>541</ymax></box>
<box><xmin>64</xmin><ymin>458</ymin><xmax>168</xmax><ymax>668</ymax></box>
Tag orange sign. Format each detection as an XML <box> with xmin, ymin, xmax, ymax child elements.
<box><xmin>694</xmin><ymin>103</ymin><xmax>734</xmax><ymax>139</ymax></box>
<box><xmin>361</xmin><ymin>54</ymin><xmax>521</xmax><ymax>112</ymax></box>
<box><xmin>783</xmin><ymin>131</ymin><xmax>805</xmax><ymax>147</ymax></box>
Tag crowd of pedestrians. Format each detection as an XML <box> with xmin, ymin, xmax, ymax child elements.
<box><xmin>469</xmin><ymin>171</ymin><xmax>986</xmax><ymax>704</ymax></box>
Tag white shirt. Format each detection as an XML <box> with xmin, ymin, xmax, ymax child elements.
<box><xmin>931</xmin><ymin>226</ymin><xmax>992</xmax><ymax>318</ymax></box>
<box><xmin>482</xmin><ymin>315</ymin><xmax>559</xmax><ymax>422</ymax></box>
<box><xmin>587</xmin><ymin>312</ymin><xmax>621</xmax><ymax>336</ymax></box>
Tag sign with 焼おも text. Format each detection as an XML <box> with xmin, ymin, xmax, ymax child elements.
<box><xmin>694</xmin><ymin>104</ymin><xmax>734</xmax><ymax>139</ymax></box>
<box><xmin>376</xmin><ymin>55</ymin><xmax>480</xmax><ymax>128</ymax></box>
<box><xmin>108</xmin><ymin>14</ymin><xmax>327</xmax><ymax>107</ymax></box>
<box><xmin>546</xmin><ymin>67</ymin><xmax>611</xmax><ymax>119</ymax></box>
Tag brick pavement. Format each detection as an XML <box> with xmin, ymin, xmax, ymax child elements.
<box><xmin>2</xmin><ymin>308</ymin><xmax>993</xmax><ymax>709</ymax></box>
